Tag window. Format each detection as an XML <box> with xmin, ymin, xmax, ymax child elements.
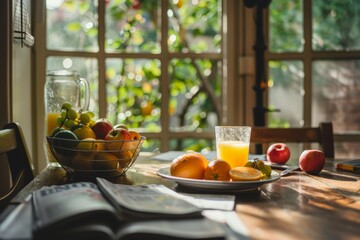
<box><xmin>267</xmin><ymin>0</ymin><xmax>360</xmax><ymax>157</ymax></box>
<box><xmin>40</xmin><ymin>0</ymin><xmax>224</xmax><ymax>161</ymax></box>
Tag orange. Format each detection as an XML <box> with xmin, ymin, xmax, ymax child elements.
<box><xmin>170</xmin><ymin>153</ymin><xmax>208</xmax><ymax>179</ymax></box>
<box><xmin>229</xmin><ymin>167</ymin><xmax>262</xmax><ymax>181</ymax></box>
<box><xmin>93</xmin><ymin>152</ymin><xmax>118</xmax><ymax>170</ymax></box>
<box><xmin>71</xmin><ymin>152</ymin><xmax>93</xmax><ymax>170</ymax></box>
<box><xmin>204</xmin><ymin>159</ymin><xmax>231</xmax><ymax>181</ymax></box>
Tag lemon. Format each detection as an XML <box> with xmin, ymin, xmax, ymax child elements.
<box><xmin>73</xmin><ymin>125</ymin><xmax>96</xmax><ymax>140</ymax></box>
<box><xmin>229</xmin><ymin>167</ymin><xmax>262</xmax><ymax>181</ymax></box>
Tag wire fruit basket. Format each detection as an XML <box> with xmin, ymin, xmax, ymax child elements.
<box><xmin>46</xmin><ymin>136</ymin><xmax>145</xmax><ymax>177</ymax></box>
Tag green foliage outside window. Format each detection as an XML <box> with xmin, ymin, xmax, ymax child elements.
<box><xmin>46</xmin><ymin>0</ymin><xmax>221</xmax><ymax>152</ymax></box>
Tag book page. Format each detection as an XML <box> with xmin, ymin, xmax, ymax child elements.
<box><xmin>150</xmin><ymin>185</ymin><xmax>235</xmax><ymax>211</ymax></box>
<box><xmin>97</xmin><ymin>178</ymin><xmax>202</xmax><ymax>217</ymax></box>
<box><xmin>32</xmin><ymin>182</ymin><xmax>118</xmax><ymax>233</ymax></box>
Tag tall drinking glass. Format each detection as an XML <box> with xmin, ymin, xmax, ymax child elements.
<box><xmin>215</xmin><ymin>126</ymin><xmax>251</xmax><ymax>169</ymax></box>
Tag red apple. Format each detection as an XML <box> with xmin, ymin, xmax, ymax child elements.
<box><xmin>299</xmin><ymin>150</ymin><xmax>325</xmax><ymax>174</ymax></box>
<box><xmin>105</xmin><ymin>128</ymin><xmax>132</xmax><ymax>150</ymax></box>
<box><xmin>91</xmin><ymin>118</ymin><xmax>113</xmax><ymax>139</ymax></box>
<box><xmin>113</xmin><ymin>123</ymin><xmax>129</xmax><ymax>130</ymax></box>
<box><xmin>266</xmin><ymin>143</ymin><xmax>291</xmax><ymax>164</ymax></box>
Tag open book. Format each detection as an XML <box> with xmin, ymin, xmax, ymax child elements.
<box><xmin>29</xmin><ymin>178</ymin><xmax>237</xmax><ymax>240</ymax></box>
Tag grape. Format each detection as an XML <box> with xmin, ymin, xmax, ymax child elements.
<box><xmin>79</xmin><ymin>113</ymin><xmax>90</xmax><ymax>124</ymax></box>
<box><xmin>56</xmin><ymin>117</ymin><xmax>63</xmax><ymax>126</ymax></box>
<box><xmin>60</xmin><ymin>110</ymin><xmax>67</xmax><ymax>121</ymax></box>
<box><xmin>64</xmin><ymin>119</ymin><xmax>74</xmax><ymax>128</ymax></box>
<box><xmin>86</xmin><ymin>111</ymin><xmax>95</xmax><ymax>119</ymax></box>
<box><xmin>244</xmin><ymin>161</ymin><xmax>255</xmax><ymax>168</ymax></box>
<box><xmin>256</xmin><ymin>160</ymin><xmax>265</xmax><ymax>169</ymax></box>
<box><xmin>258</xmin><ymin>165</ymin><xmax>272</xmax><ymax>177</ymax></box>
<box><xmin>62</xmin><ymin>102</ymin><xmax>72</xmax><ymax>110</ymax></box>
<box><xmin>68</xmin><ymin>109</ymin><xmax>78</xmax><ymax>120</ymax></box>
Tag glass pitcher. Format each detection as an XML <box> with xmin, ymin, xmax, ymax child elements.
<box><xmin>44</xmin><ymin>70</ymin><xmax>90</xmax><ymax>163</ymax></box>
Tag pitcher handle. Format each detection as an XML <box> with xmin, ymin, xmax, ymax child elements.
<box><xmin>79</xmin><ymin>77</ymin><xmax>90</xmax><ymax>111</ymax></box>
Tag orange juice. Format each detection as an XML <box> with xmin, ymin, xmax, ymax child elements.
<box><xmin>217</xmin><ymin>141</ymin><xmax>249</xmax><ymax>168</ymax></box>
<box><xmin>46</xmin><ymin>112</ymin><xmax>60</xmax><ymax>135</ymax></box>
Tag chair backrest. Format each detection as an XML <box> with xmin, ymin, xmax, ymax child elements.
<box><xmin>251</xmin><ymin>122</ymin><xmax>334</xmax><ymax>158</ymax></box>
<box><xmin>0</xmin><ymin>122</ymin><xmax>34</xmax><ymax>212</ymax></box>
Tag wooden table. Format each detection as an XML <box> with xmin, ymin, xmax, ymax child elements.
<box><xmin>9</xmin><ymin>153</ymin><xmax>360</xmax><ymax>240</ymax></box>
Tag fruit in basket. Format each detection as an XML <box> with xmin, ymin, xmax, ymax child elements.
<box><xmin>77</xmin><ymin>138</ymin><xmax>104</xmax><ymax>151</ymax></box>
<box><xmin>129</xmin><ymin>130</ymin><xmax>141</xmax><ymax>140</ymax></box>
<box><xmin>105</xmin><ymin>128</ymin><xmax>132</xmax><ymax>150</ymax></box>
<box><xmin>94</xmin><ymin>152</ymin><xmax>118</xmax><ymax>170</ymax></box>
<box><xmin>116</xmin><ymin>150</ymin><xmax>134</xmax><ymax>168</ymax></box>
<box><xmin>50</xmin><ymin>127</ymin><xmax>63</xmax><ymax>137</ymax></box>
<box><xmin>52</xmin><ymin>130</ymin><xmax>79</xmax><ymax>156</ymax></box>
<box><xmin>229</xmin><ymin>167</ymin><xmax>262</xmax><ymax>181</ymax></box>
<box><xmin>266</xmin><ymin>143</ymin><xmax>291</xmax><ymax>164</ymax></box>
<box><xmin>204</xmin><ymin>159</ymin><xmax>231</xmax><ymax>181</ymax></box>
<box><xmin>91</xmin><ymin>118</ymin><xmax>113</xmax><ymax>139</ymax></box>
<box><xmin>48</xmin><ymin>103</ymin><xmax>96</xmax><ymax>136</ymax></box>
<box><xmin>299</xmin><ymin>150</ymin><xmax>325</xmax><ymax>174</ymax></box>
<box><xmin>114</xmin><ymin>124</ymin><xmax>129</xmax><ymax>130</ymax></box>
<box><xmin>73</xmin><ymin>125</ymin><xmax>96</xmax><ymax>140</ymax></box>
<box><xmin>72</xmin><ymin>152</ymin><xmax>93</xmax><ymax>170</ymax></box>
<box><xmin>170</xmin><ymin>153</ymin><xmax>208</xmax><ymax>179</ymax></box>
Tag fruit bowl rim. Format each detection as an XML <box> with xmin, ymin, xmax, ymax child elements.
<box><xmin>47</xmin><ymin>135</ymin><xmax>146</xmax><ymax>143</ymax></box>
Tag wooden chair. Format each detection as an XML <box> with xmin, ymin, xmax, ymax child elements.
<box><xmin>251</xmin><ymin>122</ymin><xmax>334</xmax><ymax>158</ymax></box>
<box><xmin>0</xmin><ymin>122</ymin><xmax>34</xmax><ymax>213</ymax></box>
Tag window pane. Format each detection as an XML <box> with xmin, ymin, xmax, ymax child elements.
<box><xmin>268</xmin><ymin>61</ymin><xmax>304</xmax><ymax>127</ymax></box>
<box><xmin>46</xmin><ymin>0</ymin><xmax>98</xmax><ymax>51</ymax></box>
<box><xmin>168</xmin><ymin>0</ymin><xmax>221</xmax><ymax>53</ymax></box>
<box><xmin>46</xmin><ymin>56</ymin><xmax>99</xmax><ymax>115</ymax></box>
<box><xmin>170</xmin><ymin>138</ymin><xmax>215</xmax><ymax>152</ymax></box>
<box><xmin>312</xmin><ymin>60</ymin><xmax>360</xmax><ymax>176</ymax></box>
<box><xmin>312</xmin><ymin>60</ymin><xmax>360</xmax><ymax>131</ymax></box>
<box><xmin>105</xmin><ymin>0</ymin><xmax>161</xmax><ymax>53</ymax></box>
<box><xmin>313</xmin><ymin>1</ymin><xmax>360</xmax><ymax>51</ymax></box>
<box><xmin>169</xmin><ymin>59</ymin><xmax>221</xmax><ymax>132</ymax></box>
<box><xmin>142</xmin><ymin>139</ymin><xmax>161</xmax><ymax>152</ymax></box>
<box><xmin>106</xmin><ymin>59</ymin><xmax>161</xmax><ymax>130</ymax></box>
<box><xmin>269</xmin><ymin>0</ymin><xmax>303</xmax><ymax>53</ymax></box>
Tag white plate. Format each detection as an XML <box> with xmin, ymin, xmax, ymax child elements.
<box><xmin>157</xmin><ymin>167</ymin><xmax>281</xmax><ymax>192</ymax></box>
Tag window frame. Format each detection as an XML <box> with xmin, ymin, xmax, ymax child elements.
<box><xmin>265</xmin><ymin>0</ymin><xmax>360</xmax><ymax>152</ymax></box>
<box><xmin>33</xmin><ymin>0</ymin><xmax>241</xmax><ymax>172</ymax></box>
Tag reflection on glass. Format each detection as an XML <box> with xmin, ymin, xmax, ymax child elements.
<box><xmin>313</xmin><ymin>1</ymin><xmax>360</xmax><ymax>51</ymax></box>
<box><xmin>268</xmin><ymin>61</ymin><xmax>304</xmax><ymax>127</ymax></box>
<box><xmin>169</xmin><ymin>58</ymin><xmax>221</xmax><ymax>132</ymax></box>
<box><xmin>105</xmin><ymin>0</ymin><xmax>161</xmax><ymax>53</ymax></box>
<box><xmin>106</xmin><ymin>59</ymin><xmax>161</xmax><ymax>130</ymax></box>
<box><xmin>46</xmin><ymin>0</ymin><xmax>98</xmax><ymax>51</ymax></box>
<box><xmin>46</xmin><ymin>56</ymin><xmax>99</xmax><ymax>116</ymax></box>
<box><xmin>269</xmin><ymin>0</ymin><xmax>303</xmax><ymax>53</ymax></box>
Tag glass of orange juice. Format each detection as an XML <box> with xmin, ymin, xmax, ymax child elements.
<box><xmin>215</xmin><ymin>126</ymin><xmax>251</xmax><ymax>169</ymax></box>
